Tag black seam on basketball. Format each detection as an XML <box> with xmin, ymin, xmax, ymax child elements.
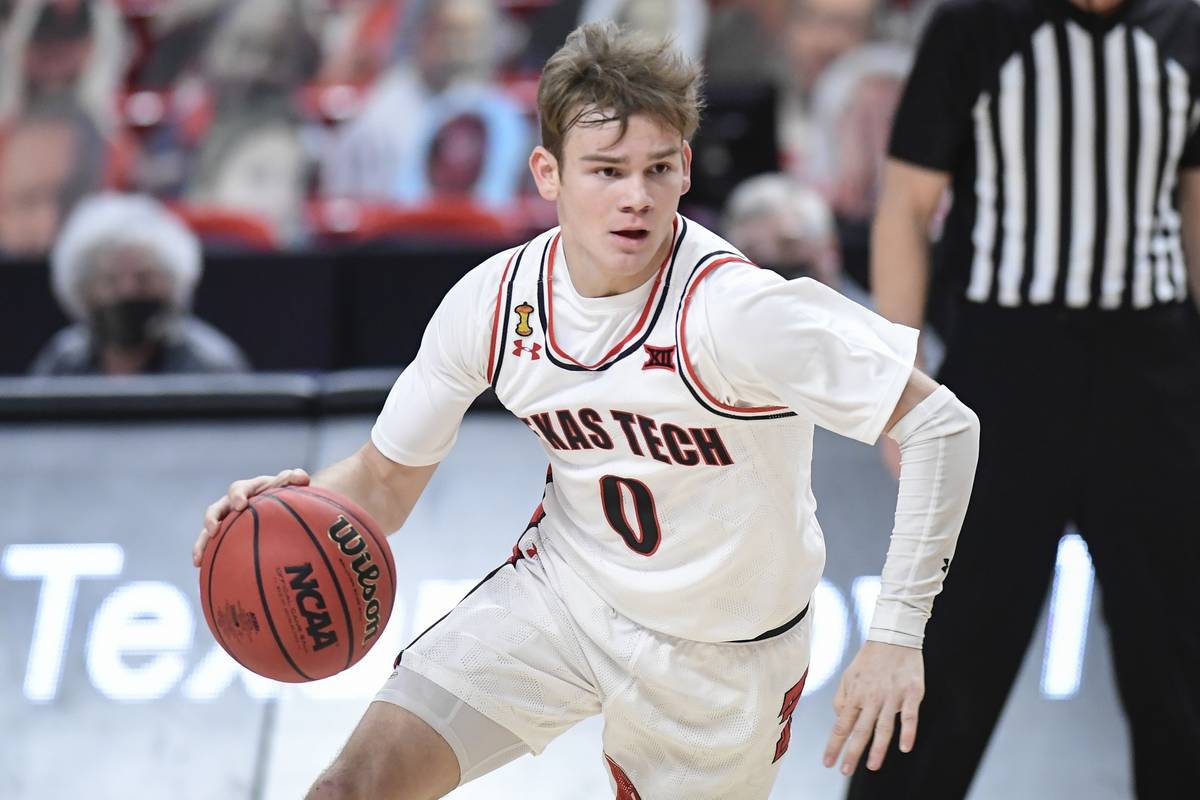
<box><xmin>288</xmin><ymin>487</ymin><xmax>395</xmax><ymax>590</ymax></box>
<box><xmin>251</xmin><ymin>504</ymin><xmax>315</xmax><ymax>681</ymax></box>
<box><xmin>491</xmin><ymin>240</ymin><xmax>531</xmax><ymax>390</ymax></box>
<box><xmin>205</xmin><ymin>512</ymin><xmax>258</xmax><ymax>676</ymax></box>
<box><xmin>267</xmin><ymin>494</ymin><xmax>357</xmax><ymax>673</ymax></box>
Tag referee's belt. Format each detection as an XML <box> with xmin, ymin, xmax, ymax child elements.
<box><xmin>727</xmin><ymin>603</ymin><xmax>810</xmax><ymax>644</ymax></box>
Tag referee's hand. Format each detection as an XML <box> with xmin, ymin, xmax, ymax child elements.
<box><xmin>823</xmin><ymin>641</ymin><xmax>924</xmax><ymax>775</ymax></box>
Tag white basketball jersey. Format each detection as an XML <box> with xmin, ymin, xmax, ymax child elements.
<box><xmin>373</xmin><ymin>215</ymin><xmax>917</xmax><ymax>643</ymax></box>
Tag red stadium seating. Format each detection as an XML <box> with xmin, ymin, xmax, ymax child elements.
<box><xmin>169</xmin><ymin>204</ymin><xmax>279</xmax><ymax>250</ymax></box>
<box><xmin>308</xmin><ymin>198</ymin><xmax>523</xmax><ymax>244</ymax></box>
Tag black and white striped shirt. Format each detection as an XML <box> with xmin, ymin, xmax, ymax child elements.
<box><xmin>891</xmin><ymin>0</ymin><xmax>1200</xmax><ymax>310</ymax></box>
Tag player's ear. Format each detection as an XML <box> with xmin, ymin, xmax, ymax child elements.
<box><xmin>680</xmin><ymin>140</ymin><xmax>693</xmax><ymax>197</ymax></box>
<box><xmin>530</xmin><ymin>146</ymin><xmax>560</xmax><ymax>202</ymax></box>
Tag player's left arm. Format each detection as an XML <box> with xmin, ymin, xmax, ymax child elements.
<box><xmin>822</xmin><ymin>367</ymin><xmax>979</xmax><ymax>775</ymax></box>
<box><xmin>1180</xmin><ymin>168</ymin><xmax>1200</xmax><ymax>304</ymax></box>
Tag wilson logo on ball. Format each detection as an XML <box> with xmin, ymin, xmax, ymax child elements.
<box><xmin>201</xmin><ymin>486</ymin><xmax>395</xmax><ymax>683</ymax></box>
<box><xmin>284</xmin><ymin>563</ymin><xmax>338</xmax><ymax>652</ymax></box>
<box><xmin>327</xmin><ymin>515</ymin><xmax>383</xmax><ymax>645</ymax></box>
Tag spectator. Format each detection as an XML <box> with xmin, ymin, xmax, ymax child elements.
<box><xmin>314</xmin><ymin>0</ymin><xmax>404</xmax><ymax>88</ymax></box>
<box><xmin>124</xmin><ymin>0</ymin><xmax>229</xmax><ymax>90</ymax></box>
<box><xmin>392</xmin><ymin>84</ymin><xmax>531</xmax><ymax>208</ymax></box>
<box><xmin>578</xmin><ymin>0</ymin><xmax>709</xmax><ymax>62</ymax></box>
<box><xmin>807</xmin><ymin>42</ymin><xmax>912</xmax><ymax>220</ymax></box>
<box><xmin>723</xmin><ymin>173</ymin><xmax>841</xmax><ymax>287</ymax></box>
<box><xmin>516</xmin><ymin>0</ymin><xmax>586</xmax><ymax>71</ymax></box>
<box><xmin>187</xmin><ymin>113</ymin><xmax>310</xmax><ymax>247</ymax></box>
<box><xmin>201</xmin><ymin>0</ymin><xmax>321</xmax><ymax>114</ymax></box>
<box><xmin>805</xmin><ymin>42</ymin><xmax>912</xmax><ymax>287</ymax></box>
<box><xmin>131</xmin><ymin>0</ymin><xmax>320</xmax><ymax>201</ymax></box>
<box><xmin>422</xmin><ymin>112</ymin><xmax>489</xmax><ymax>196</ymax></box>
<box><xmin>30</xmin><ymin>193</ymin><xmax>248</xmax><ymax>376</ymax></box>
<box><xmin>321</xmin><ymin>0</ymin><xmax>531</xmax><ymax>206</ymax></box>
<box><xmin>0</xmin><ymin>104</ymin><xmax>108</xmax><ymax>257</ymax></box>
<box><xmin>776</xmin><ymin>0</ymin><xmax>880</xmax><ymax>172</ymax></box>
<box><xmin>0</xmin><ymin>0</ymin><xmax>126</xmax><ymax>134</ymax></box>
<box><xmin>704</xmin><ymin>0</ymin><xmax>789</xmax><ymax>88</ymax></box>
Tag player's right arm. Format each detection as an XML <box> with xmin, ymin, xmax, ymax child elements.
<box><xmin>192</xmin><ymin>250</ymin><xmax>508</xmax><ymax>567</ymax></box>
<box><xmin>191</xmin><ymin>453</ymin><xmax>436</xmax><ymax>567</ymax></box>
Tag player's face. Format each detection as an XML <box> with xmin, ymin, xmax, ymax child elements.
<box><xmin>530</xmin><ymin>112</ymin><xmax>692</xmax><ymax>296</ymax></box>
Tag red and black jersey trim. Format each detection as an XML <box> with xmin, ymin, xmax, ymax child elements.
<box><xmin>674</xmin><ymin>251</ymin><xmax>797</xmax><ymax>421</ymax></box>
<box><xmin>536</xmin><ymin>217</ymin><xmax>687</xmax><ymax>372</ymax></box>
<box><xmin>487</xmin><ymin>240</ymin><xmax>533</xmax><ymax>389</ymax></box>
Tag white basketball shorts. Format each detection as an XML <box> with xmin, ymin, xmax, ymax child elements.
<box><xmin>375</xmin><ymin>525</ymin><xmax>812</xmax><ymax>799</ymax></box>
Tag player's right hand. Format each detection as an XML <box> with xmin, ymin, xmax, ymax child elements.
<box><xmin>192</xmin><ymin>468</ymin><xmax>310</xmax><ymax>567</ymax></box>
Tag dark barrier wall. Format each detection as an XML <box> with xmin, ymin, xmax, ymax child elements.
<box><xmin>1</xmin><ymin>243</ymin><xmax>498</xmax><ymax>375</ymax></box>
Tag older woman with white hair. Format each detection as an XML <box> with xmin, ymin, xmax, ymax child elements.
<box><xmin>30</xmin><ymin>193</ymin><xmax>249</xmax><ymax>376</ymax></box>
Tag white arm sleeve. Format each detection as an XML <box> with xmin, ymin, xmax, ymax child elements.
<box><xmin>867</xmin><ymin>385</ymin><xmax>981</xmax><ymax>648</ymax></box>
<box><xmin>370</xmin><ymin>255</ymin><xmax>502</xmax><ymax>466</ymax></box>
<box><xmin>692</xmin><ymin>269</ymin><xmax>919</xmax><ymax>443</ymax></box>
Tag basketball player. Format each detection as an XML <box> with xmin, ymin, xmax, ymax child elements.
<box><xmin>192</xmin><ymin>23</ymin><xmax>980</xmax><ymax>800</ymax></box>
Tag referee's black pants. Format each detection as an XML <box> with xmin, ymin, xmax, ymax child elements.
<box><xmin>847</xmin><ymin>302</ymin><xmax>1200</xmax><ymax>800</ymax></box>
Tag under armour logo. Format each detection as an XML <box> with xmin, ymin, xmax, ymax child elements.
<box><xmin>512</xmin><ymin>339</ymin><xmax>541</xmax><ymax>360</ymax></box>
<box><xmin>941</xmin><ymin>558</ymin><xmax>951</xmax><ymax>574</ymax></box>
<box><xmin>642</xmin><ymin>344</ymin><xmax>676</xmax><ymax>371</ymax></box>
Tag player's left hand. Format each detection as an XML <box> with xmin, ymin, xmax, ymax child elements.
<box><xmin>822</xmin><ymin>640</ymin><xmax>924</xmax><ymax>776</ymax></box>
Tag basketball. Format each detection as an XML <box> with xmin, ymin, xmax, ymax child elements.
<box><xmin>198</xmin><ymin>485</ymin><xmax>396</xmax><ymax>682</ymax></box>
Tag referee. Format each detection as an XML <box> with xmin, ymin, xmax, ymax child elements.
<box><xmin>848</xmin><ymin>0</ymin><xmax>1200</xmax><ymax>797</ymax></box>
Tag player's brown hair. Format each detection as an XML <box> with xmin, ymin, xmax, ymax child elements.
<box><xmin>537</xmin><ymin>21</ymin><xmax>704</xmax><ymax>162</ymax></box>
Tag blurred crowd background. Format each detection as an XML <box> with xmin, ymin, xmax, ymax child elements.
<box><xmin>0</xmin><ymin>0</ymin><xmax>938</xmax><ymax>376</ymax></box>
